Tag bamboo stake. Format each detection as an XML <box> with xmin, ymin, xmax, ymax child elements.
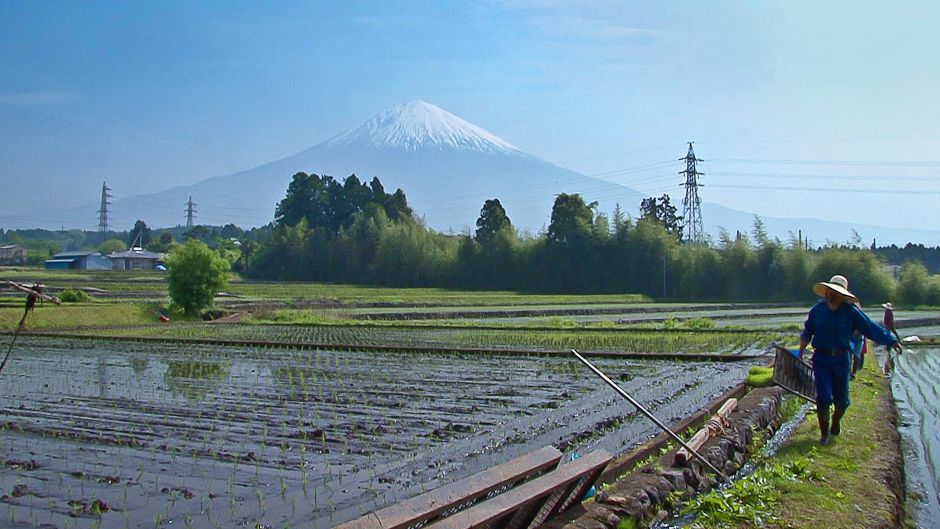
<box><xmin>1</xmin><ymin>281</ymin><xmax>62</xmax><ymax>304</ymax></box>
<box><xmin>675</xmin><ymin>398</ymin><xmax>737</xmax><ymax>464</ymax></box>
<box><xmin>571</xmin><ymin>349</ymin><xmax>729</xmax><ymax>483</ymax></box>
<box><xmin>1</xmin><ymin>282</ymin><xmax>61</xmax><ymax>376</ymax></box>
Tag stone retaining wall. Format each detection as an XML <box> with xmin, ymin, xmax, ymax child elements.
<box><xmin>543</xmin><ymin>386</ymin><xmax>786</xmax><ymax>529</ymax></box>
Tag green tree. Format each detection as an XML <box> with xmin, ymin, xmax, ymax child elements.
<box><xmin>219</xmin><ymin>224</ymin><xmax>244</xmax><ymax>240</ymax></box>
<box><xmin>21</xmin><ymin>239</ymin><xmax>61</xmax><ymax>265</ymax></box>
<box><xmin>812</xmin><ymin>247</ymin><xmax>894</xmax><ymax>304</ymax></box>
<box><xmin>475</xmin><ymin>199</ymin><xmax>513</xmax><ymax>244</ymax></box>
<box><xmin>547</xmin><ymin>193</ymin><xmax>595</xmax><ymax>244</ymax></box>
<box><xmin>640</xmin><ymin>194</ymin><xmax>683</xmax><ymax>240</ymax></box>
<box><xmin>165</xmin><ymin>240</ymin><xmax>230</xmax><ymax>316</ymax></box>
<box><xmin>183</xmin><ymin>225</ymin><xmax>212</xmax><ymax>243</ymax></box>
<box><xmin>127</xmin><ymin>220</ymin><xmax>152</xmax><ymax>247</ymax></box>
<box><xmin>751</xmin><ymin>216</ymin><xmax>771</xmax><ymax>248</ymax></box>
<box><xmin>897</xmin><ymin>261</ymin><xmax>930</xmax><ymax>306</ymax></box>
<box><xmin>98</xmin><ymin>238</ymin><xmax>126</xmax><ymax>254</ymax></box>
<box><xmin>147</xmin><ymin>230</ymin><xmax>175</xmax><ymax>253</ymax></box>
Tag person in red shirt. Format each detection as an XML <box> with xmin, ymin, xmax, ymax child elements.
<box><xmin>882</xmin><ymin>302</ymin><xmax>902</xmax><ymax>374</ymax></box>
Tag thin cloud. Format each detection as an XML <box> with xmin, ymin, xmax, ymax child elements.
<box><xmin>0</xmin><ymin>91</ymin><xmax>75</xmax><ymax>105</ymax></box>
<box><xmin>493</xmin><ymin>1</ymin><xmax>660</xmax><ymax>43</ymax></box>
<box><xmin>533</xmin><ymin>16</ymin><xmax>659</xmax><ymax>43</ymax></box>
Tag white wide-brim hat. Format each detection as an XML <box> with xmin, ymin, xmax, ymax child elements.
<box><xmin>813</xmin><ymin>274</ymin><xmax>858</xmax><ymax>303</ymax></box>
<box><xmin>882</xmin><ymin>302</ymin><xmax>894</xmax><ymax>310</ymax></box>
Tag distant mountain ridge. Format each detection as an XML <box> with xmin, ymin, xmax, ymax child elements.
<box><xmin>4</xmin><ymin>100</ymin><xmax>940</xmax><ymax>245</ymax></box>
<box><xmin>10</xmin><ymin>100</ymin><xmax>641</xmax><ymax>234</ymax></box>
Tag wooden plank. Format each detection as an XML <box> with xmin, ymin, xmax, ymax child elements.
<box><xmin>428</xmin><ymin>449</ymin><xmax>612</xmax><ymax>529</ymax></box>
<box><xmin>335</xmin><ymin>446</ymin><xmax>562</xmax><ymax>529</ymax></box>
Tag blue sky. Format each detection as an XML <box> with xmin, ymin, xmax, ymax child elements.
<box><xmin>2</xmin><ymin>1</ymin><xmax>939</xmax><ymax>232</ymax></box>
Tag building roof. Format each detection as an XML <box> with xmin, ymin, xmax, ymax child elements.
<box><xmin>1</xmin><ymin>244</ymin><xmax>26</xmax><ymax>250</ymax></box>
<box><xmin>108</xmin><ymin>248</ymin><xmax>162</xmax><ymax>260</ymax></box>
<box><xmin>50</xmin><ymin>251</ymin><xmax>103</xmax><ymax>258</ymax></box>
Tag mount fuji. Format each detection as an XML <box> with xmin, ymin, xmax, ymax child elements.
<box><xmin>8</xmin><ymin>100</ymin><xmax>940</xmax><ymax>245</ymax></box>
<box><xmin>8</xmin><ymin>101</ymin><xmax>644</xmax><ymax>234</ymax></box>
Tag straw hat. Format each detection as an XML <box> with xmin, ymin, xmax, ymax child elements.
<box><xmin>813</xmin><ymin>274</ymin><xmax>858</xmax><ymax>303</ymax></box>
<box><xmin>882</xmin><ymin>302</ymin><xmax>894</xmax><ymax>311</ymax></box>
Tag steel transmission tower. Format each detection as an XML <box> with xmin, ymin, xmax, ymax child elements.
<box><xmin>97</xmin><ymin>182</ymin><xmax>112</xmax><ymax>232</ymax></box>
<box><xmin>680</xmin><ymin>142</ymin><xmax>705</xmax><ymax>243</ymax></box>
<box><xmin>185</xmin><ymin>196</ymin><xmax>197</xmax><ymax>228</ymax></box>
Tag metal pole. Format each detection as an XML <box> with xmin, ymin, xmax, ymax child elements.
<box><xmin>571</xmin><ymin>349</ymin><xmax>729</xmax><ymax>483</ymax></box>
<box><xmin>662</xmin><ymin>254</ymin><xmax>666</xmax><ymax>298</ymax></box>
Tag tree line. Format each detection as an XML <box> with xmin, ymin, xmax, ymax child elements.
<box><xmin>243</xmin><ymin>172</ymin><xmax>940</xmax><ymax>305</ymax></box>
<box><xmin>5</xmin><ymin>171</ymin><xmax>940</xmax><ymax>306</ymax></box>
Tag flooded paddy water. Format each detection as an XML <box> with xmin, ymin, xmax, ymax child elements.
<box><xmin>885</xmin><ymin>329</ymin><xmax>940</xmax><ymax>528</ymax></box>
<box><xmin>0</xmin><ymin>336</ymin><xmax>757</xmax><ymax>529</ymax></box>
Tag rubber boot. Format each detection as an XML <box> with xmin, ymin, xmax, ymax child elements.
<box><xmin>817</xmin><ymin>405</ymin><xmax>831</xmax><ymax>445</ymax></box>
<box><xmin>831</xmin><ymin>407</ymin><xmax>845</xmax><ymax>436</ymax></box>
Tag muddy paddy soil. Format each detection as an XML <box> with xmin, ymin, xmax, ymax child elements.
<box><xmin>0</xmin><ymin>336</ymin><xmax>758</xmax><ymax>528</ymax></box>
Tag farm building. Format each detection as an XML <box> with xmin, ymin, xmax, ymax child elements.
<box><xmin>108</xmin><ymin>248</ymin><xmax>163</xmax><ymax>271</ymax></box>
<box><xmin>44</xmin><ymin>251</ymin><xmax>112</xmax><ymax>270</ymax></box>
<box><xmin>0</xmin><ymin>244</ymin><xmax>27</xmax><ymax>265</ymax></box>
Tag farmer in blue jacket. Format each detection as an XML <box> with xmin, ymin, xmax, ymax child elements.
<box><xmin>798</xmin><ymin>275</ymin><xmax>902</xmax><ymax>445</ymax></box>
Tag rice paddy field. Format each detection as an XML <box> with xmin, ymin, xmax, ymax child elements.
<box><xmin>0</xmin><ymin>274</ymin><xmax>846</xmax><ymax>529</ymax></box>
<box><xmin>0</xmin><ymin>336</ymin><xmax>761</xmax><ymax>529</ymax></box>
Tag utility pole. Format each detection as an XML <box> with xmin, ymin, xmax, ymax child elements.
<box><xmin>97</xmin><ymin>182</ymin><xmax>112</xmax><ymax>232</ymax></box>
<box><xmin>662</xmin><ymin>253</ymin><xmax>667</xmax><ymax>298</ymax></box>
<box><xmin>680</xmin><ymin>142</ymin><xmax>705</xmax><ymax>244</ymax></box>
<box><xmin>185</xmin><ymin>196</ymin><xmax>197</xmax><ymax>228</ymax></box>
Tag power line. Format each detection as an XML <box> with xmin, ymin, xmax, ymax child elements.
<box><xmin>709</xmin><ymin>158</ymin><xmax>940</xmax><ymax>167</ymax></box>
<box><xmin>708</xmin><ymin>171</ymin><xmax>936</xmax><ymax>183</ymax></box>
<box><xmin>708</xmin><ymin>183</ymin><xmax>940</xmax><ymax>195</ymax></box>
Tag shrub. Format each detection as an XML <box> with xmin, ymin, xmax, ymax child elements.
<box><xmin>165</xmin><ymin>240</ymin><xmax>230</xmax><ymax>316</ymax></box>
<box><xmin>58</xmin><ymin>289</ymin><xmax>91</xmax><ymax>303</ymax></box>
<box><xmin>684</xmin><ymin>317</ymin><xmax>716</xmax><ymax>329</ymax></box>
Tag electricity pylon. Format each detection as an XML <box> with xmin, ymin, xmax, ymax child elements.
<box><xmin>680</xmin><ymin>143</ymin><xmax>705</xmax><ymax>244</ymax></box>
<box><xmin>97</xmin><ymin>182</ymin><xmax>112</xmax><ymax>232</ymax></box>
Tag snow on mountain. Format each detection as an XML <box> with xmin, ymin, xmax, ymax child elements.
<box><xmin>8</xmin><ymin>100</ymin><xmax>940</xmax><ymax>245</ymax></box>
<box><xmin>325</xmin><ymin>100</ymin><xmax>520</xmax><ymax>154</ymax></box>
<box><xmin>16</xmin><ymin>101</ymin><xmax>640</xmax><ymax>233</ymax></box>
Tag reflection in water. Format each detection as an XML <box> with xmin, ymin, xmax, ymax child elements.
<box><xmin>129</xmin><ymin>354</ymin><xmax>149</xmax><ymax>377</ymax></box>
<box><xmin>97</xmin><ymin>354</ymin><xmax>107</xmax><ymax>399</ymax></box>
<box><xmin>164</xmin><ymin>360</ymin><xmax>232</xmax><ymax>401</ymax></box>
<box><xmin>890</xmin><ymin>345</ymin><xmax>940</xmax><ymax>528</ymax></box>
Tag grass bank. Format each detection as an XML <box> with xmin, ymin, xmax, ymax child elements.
<box><xmin>765</xmin><ymin>360</ymin><xmax>903</xmax><ymax>528</ymax></box>
<box><xmin>0</xmin><ymin>302</ymin><xmax>162</xmax><ymax>330</ymax></box>
<box><xmin>683</xmin><ymin>357</ymin><xmax>904</xmax><ymax>529</ymax></box>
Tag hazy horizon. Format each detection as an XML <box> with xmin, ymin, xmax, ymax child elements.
<box><xmin>2</xmin><ymin>1</ymin><xmax>938</xmax><ymax>234</ymax></box>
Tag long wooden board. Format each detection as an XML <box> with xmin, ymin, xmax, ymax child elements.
<box><xmin>335</xmin><ymin>446</ymin><xmax>562</xmax><ymax>529</ymax></box>
<box><xmin>428</xmin><ymin>449</ymin><xmax>611</xmax><ymax>529</ymax></box>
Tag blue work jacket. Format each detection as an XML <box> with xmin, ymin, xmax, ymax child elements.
<box><xmin>801</xmin><ymin>300</ymin><xmax>897</xmax><ymax>353</ymax></box>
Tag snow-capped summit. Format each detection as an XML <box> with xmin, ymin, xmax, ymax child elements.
<box><xmin>13</xmin><ymin>99</ymin><xmax>643</xmax><ymax>233</ymax></box>
<box><xmin>326</xmin><ymin>100</ymin><xmax>520</xmax><ymax>154</ymax></box>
